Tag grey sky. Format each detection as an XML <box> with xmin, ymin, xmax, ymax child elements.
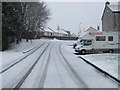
<box><xmin>45</xmin><ymin>2</ymin><xmax>117</xmax><ymax>35</ymax></box>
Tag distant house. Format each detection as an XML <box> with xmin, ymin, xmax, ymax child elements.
<box><xmin>43</xmin><ymin>28</ymin><xmax>53</xmax><ymax>37</ymax></box>
<box><xmin>84</xmin><ymin>27</ymin><xmax>97</xmax><ymax>32</ymax></box>
<box><xmin>70</xmin><ymin>33</ymin><xmax>77</xmax><ymax>37</ymax></box>
<box><xmin>42</xmin><ymin>27</ymin><xmax>70</xmax><ymax>38</ymax></box>
<box><xmin>101</xmin><ymin>1</ymin><xmax>120</xmax><ymax>31</ymax></box>
<box><xmin>81</xmin><ymin>27</ymin><xmax>98</xmax><ymax>39</ymax></box>
<box><xmin>52</xmin><ymin>31</ymin><xmax>59</xmax><ymax>37</ymax></box>
<box><xmin>58</xmin><ymin>30</ymin><xmax>68</xmax><ymax>37</ymax></box>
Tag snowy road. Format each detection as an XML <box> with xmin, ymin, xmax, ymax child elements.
<box><xmin>1</xmin><ymin>40</ymin><xmax>118</xmax><ymax>88</ymax></box>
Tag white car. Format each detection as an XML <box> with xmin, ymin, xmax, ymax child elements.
<box><xmin>73</xmin><ymin>39</ymin><xmax>81</xmax><ymax>48</ymax></box>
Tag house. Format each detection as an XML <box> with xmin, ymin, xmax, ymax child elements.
<box><xmin>101</xmin><ymin>1</ymin><xmax>120</xmax><ymax>31</ymax></box>
<box><xmin>70</xmin><ymin>33</ymin><xmax>77</xmax><ymax>37</ymax></box>
<box><xmin>53</xmin><ymin>31</ymin><xmax>59</xmax><ymax>37</ymax></box>
<box><xmin>81</xmin><ymin>27</ymin><xmax>98</xmax><ymax>39</ymax></box>
<box><xmin>43</xmin><ymin>27</ymin><xmax>54</xmax><ymax>37</ymax></box>
<box><xmin>58</xmin><ymin>30</ymin><xmax>68</xmax><ymax>37</ymax></box>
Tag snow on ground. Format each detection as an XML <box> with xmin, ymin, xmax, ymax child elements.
<box><xmin>0</xmin><ymin>52</ymin><xmax>2</xmax><ymax>68</ymax></box>
<box><xmin>80</xmin><ymin>53</ymin><xmax>119</xmax><ymax>79</ymax></box>
<box><xmin>44</xmin><ymin>43</ymin><xmax>79</xmax><ymax>88</ymax></box>
<box><xmin>1</xmin><ymin>39</ymin><xmax>46</xmax><ymax>66</ymax></box>
<box><xmin>0</xmin><ymin>39</ymin><xmax>118</xmax><ymax>88</ymax></box>
<box><xmin>0</xmin><ymin>53</ymin><xmax>1</xmax><ymax>90</ymax></box>
<box><xmin>60</xmin><ymin>42</ymin><xmax>117</xmax><ymax>88</ymax></box>
<box><xmin>63</xmin><ymin>40</ymin><xmax>119</xmax><ymax>80</ymax></box>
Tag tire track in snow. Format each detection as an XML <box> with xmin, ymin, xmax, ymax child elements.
<box><xmin>51</xmin><ymin>43</ymin><xmax>65</xmax><ymax>88</ymax></box>
<box><xmin>15</xmin><ymin>42</ymin><xmax>51</xmax><ymax>88</ymax></box>
<box><xmin>58</xmin><ymin>43</ymin><xmax>89</xmax><ymax>88</ymax></box>
<box><xmin>18</xmin><ymin>42</ymin><xmax>54</xmax><ymax>88</ymax></box>
<box><xmin>38</xmin><ymin>43</ymin><xmax>53</xmax><ymax>88</ymax></box>
<box><xmin>55</xmin><ymin>43</ymin><xmax>81</xmax><ymax>88</ymax></box>
<box><xmin>4</xmin><ymin>42</ymin><xmax>51</xmax><ymax>88</ymax></box>
<box><xmin>0</xmin><ymin>42</ymin><xmax>45</xmax><ymax>74</ymax></box>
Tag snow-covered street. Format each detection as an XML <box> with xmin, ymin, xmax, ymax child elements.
<box><xmin>0</xmin><ymin>39</ymin><xmax>119</xmax><ymax>88</ymax></box>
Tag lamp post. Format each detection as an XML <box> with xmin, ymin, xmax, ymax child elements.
<box><xmin>57</xmin><ymin>26</ymin><xmax>60</xmax><ymax>36</ymax></box>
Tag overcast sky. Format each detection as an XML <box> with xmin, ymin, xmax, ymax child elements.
<box><xmin>44</xmin><ymin>1</ymin><xmax>119</xmax><ymax>35</ymax></box>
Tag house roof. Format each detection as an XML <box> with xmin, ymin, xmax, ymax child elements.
<box><xmin>39</xmin><ymin>28</ymin><xmax>45</xmax><ymax>32</ymax></box>
<box><xmin>80</xmin><ymin>27</ymin><xmax>97</xmax><ymax>38</ymax></box>
<box><xmin>44</xmin><ymin>28</ymin><xmax>53</xmax><ymax>33</ymax></box>
<box><xmin>101</xmin><ymin>2</ymin><xmax>120</xmax><ymax>20</ymax></box>
<box><xmin>85</xmin><ymin>27</ymin><xmax>97</xmax><ymax>32</ymax></box>
<box><xmin>59</xmin><ymin>30</ymin><xmax>68</xmax><ymax>35</ymax></box>
<box><xmin>108</xmin><ymin>4</ymin><xmax>120</xmax><ymax>12</ymax></box>
<box><xmin>48</xmin><ymin>27</ymin><xmax>55</xmax><ymax>32</ymax></box>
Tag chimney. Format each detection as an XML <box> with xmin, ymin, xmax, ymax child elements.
<box><xmin>97</xmin><ymin>26</ymin><xmax>100</xmax><ymax>31</ymax></box>
<box><xmin>105</xmin><ymin>1</ymin><xmax>110</xmax><ymax>6</ymax></box>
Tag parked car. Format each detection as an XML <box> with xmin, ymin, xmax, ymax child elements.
<box><xmin>73</xmin><ymin>39</ymin><xmax>81</xmax><ymax>48</ymax></box>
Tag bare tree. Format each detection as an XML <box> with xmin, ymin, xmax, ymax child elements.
<box><xmin>22</xmin><ymin>2</ymin><xmax>50</xmax><ymax>42</ymax></box>
<box><xmin>2</xmin><ymin>1</ymin><xmax>50</xmax><ymax>50</ymax></box>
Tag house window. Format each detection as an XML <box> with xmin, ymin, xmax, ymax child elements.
<box><xmin>108</xmin><ymin>36</ymin><xmax>113</xmax><ymax>41</ymax></box>
<box><xmin>96</xmin><ymin>36</ymin><xmax>106</xmax><ymax>41</ymax></box>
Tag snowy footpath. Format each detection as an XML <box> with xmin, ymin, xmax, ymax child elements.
<box><xmin>0</xmin><ymin>39</ymin><xmax>119</xmax><ymax>88</ymax></box>
<box><xmin>80</xmin><ymin>53</ymin><xmax>119</xmax><ymax>80</ymax></box>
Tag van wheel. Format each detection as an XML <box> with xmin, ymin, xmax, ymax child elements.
<box><xmin>109</xmin><ymin>49</ymin><xmax>114</xmax><ymax>53</ymax></box>
<box><xmin>81</xmin><ymin>50</ymin><xmax>86</xmax><ymax>55</ymax></box>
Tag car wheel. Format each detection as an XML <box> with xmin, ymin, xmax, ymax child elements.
<box><xmin>81</xmin><ymin>50</ymin><xmax>86</xmax><ymax>55</ymax></box>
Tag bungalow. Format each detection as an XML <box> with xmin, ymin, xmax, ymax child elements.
<box><xmin>43</xmin><ymin>28</ymin><xmax>54</xmax><ymax>37</ymax></box>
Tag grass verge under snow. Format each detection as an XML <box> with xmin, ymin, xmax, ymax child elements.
<box><xmin>1</xmin><ymin>39</ymin><xmax>46</xmax><ymax>67</ymax></box>
<box><xmin>80</xmin><ymin>53</ymin><xmax>119</xmax><ymax>79</ymax></box>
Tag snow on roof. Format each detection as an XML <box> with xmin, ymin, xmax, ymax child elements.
<box><xmin>39</xmin><ymin>29</ymin><xmax>45</xmax><ymax>32</ymax></box>
<box><xmin>70</xmin><ymin>33</ymin><xmax>77</xmax><ymax>37</ymax></box>
<box><xmin>108</xmin><ymin>4</ymin><xmax>120</xmax><ymax>12</ymax></box>
<box><xmin>59</xmin><ymin>30</ymin><xmax>68</xmax><ymax>35</ymax></box>
<box><xmin>44</xmin><ymin>28</ymin><xmax>53</xmax><ymax>33</ymax></box>
<box><xmin>85</xmin><ymin>27</ymin><xmax>97</xmax><ymax>32</ymax></box>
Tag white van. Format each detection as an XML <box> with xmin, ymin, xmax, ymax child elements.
<box><xmin>75</xmin><ymin>31</ymin><xmax>119</xmax><ymax>54</ymax></box>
